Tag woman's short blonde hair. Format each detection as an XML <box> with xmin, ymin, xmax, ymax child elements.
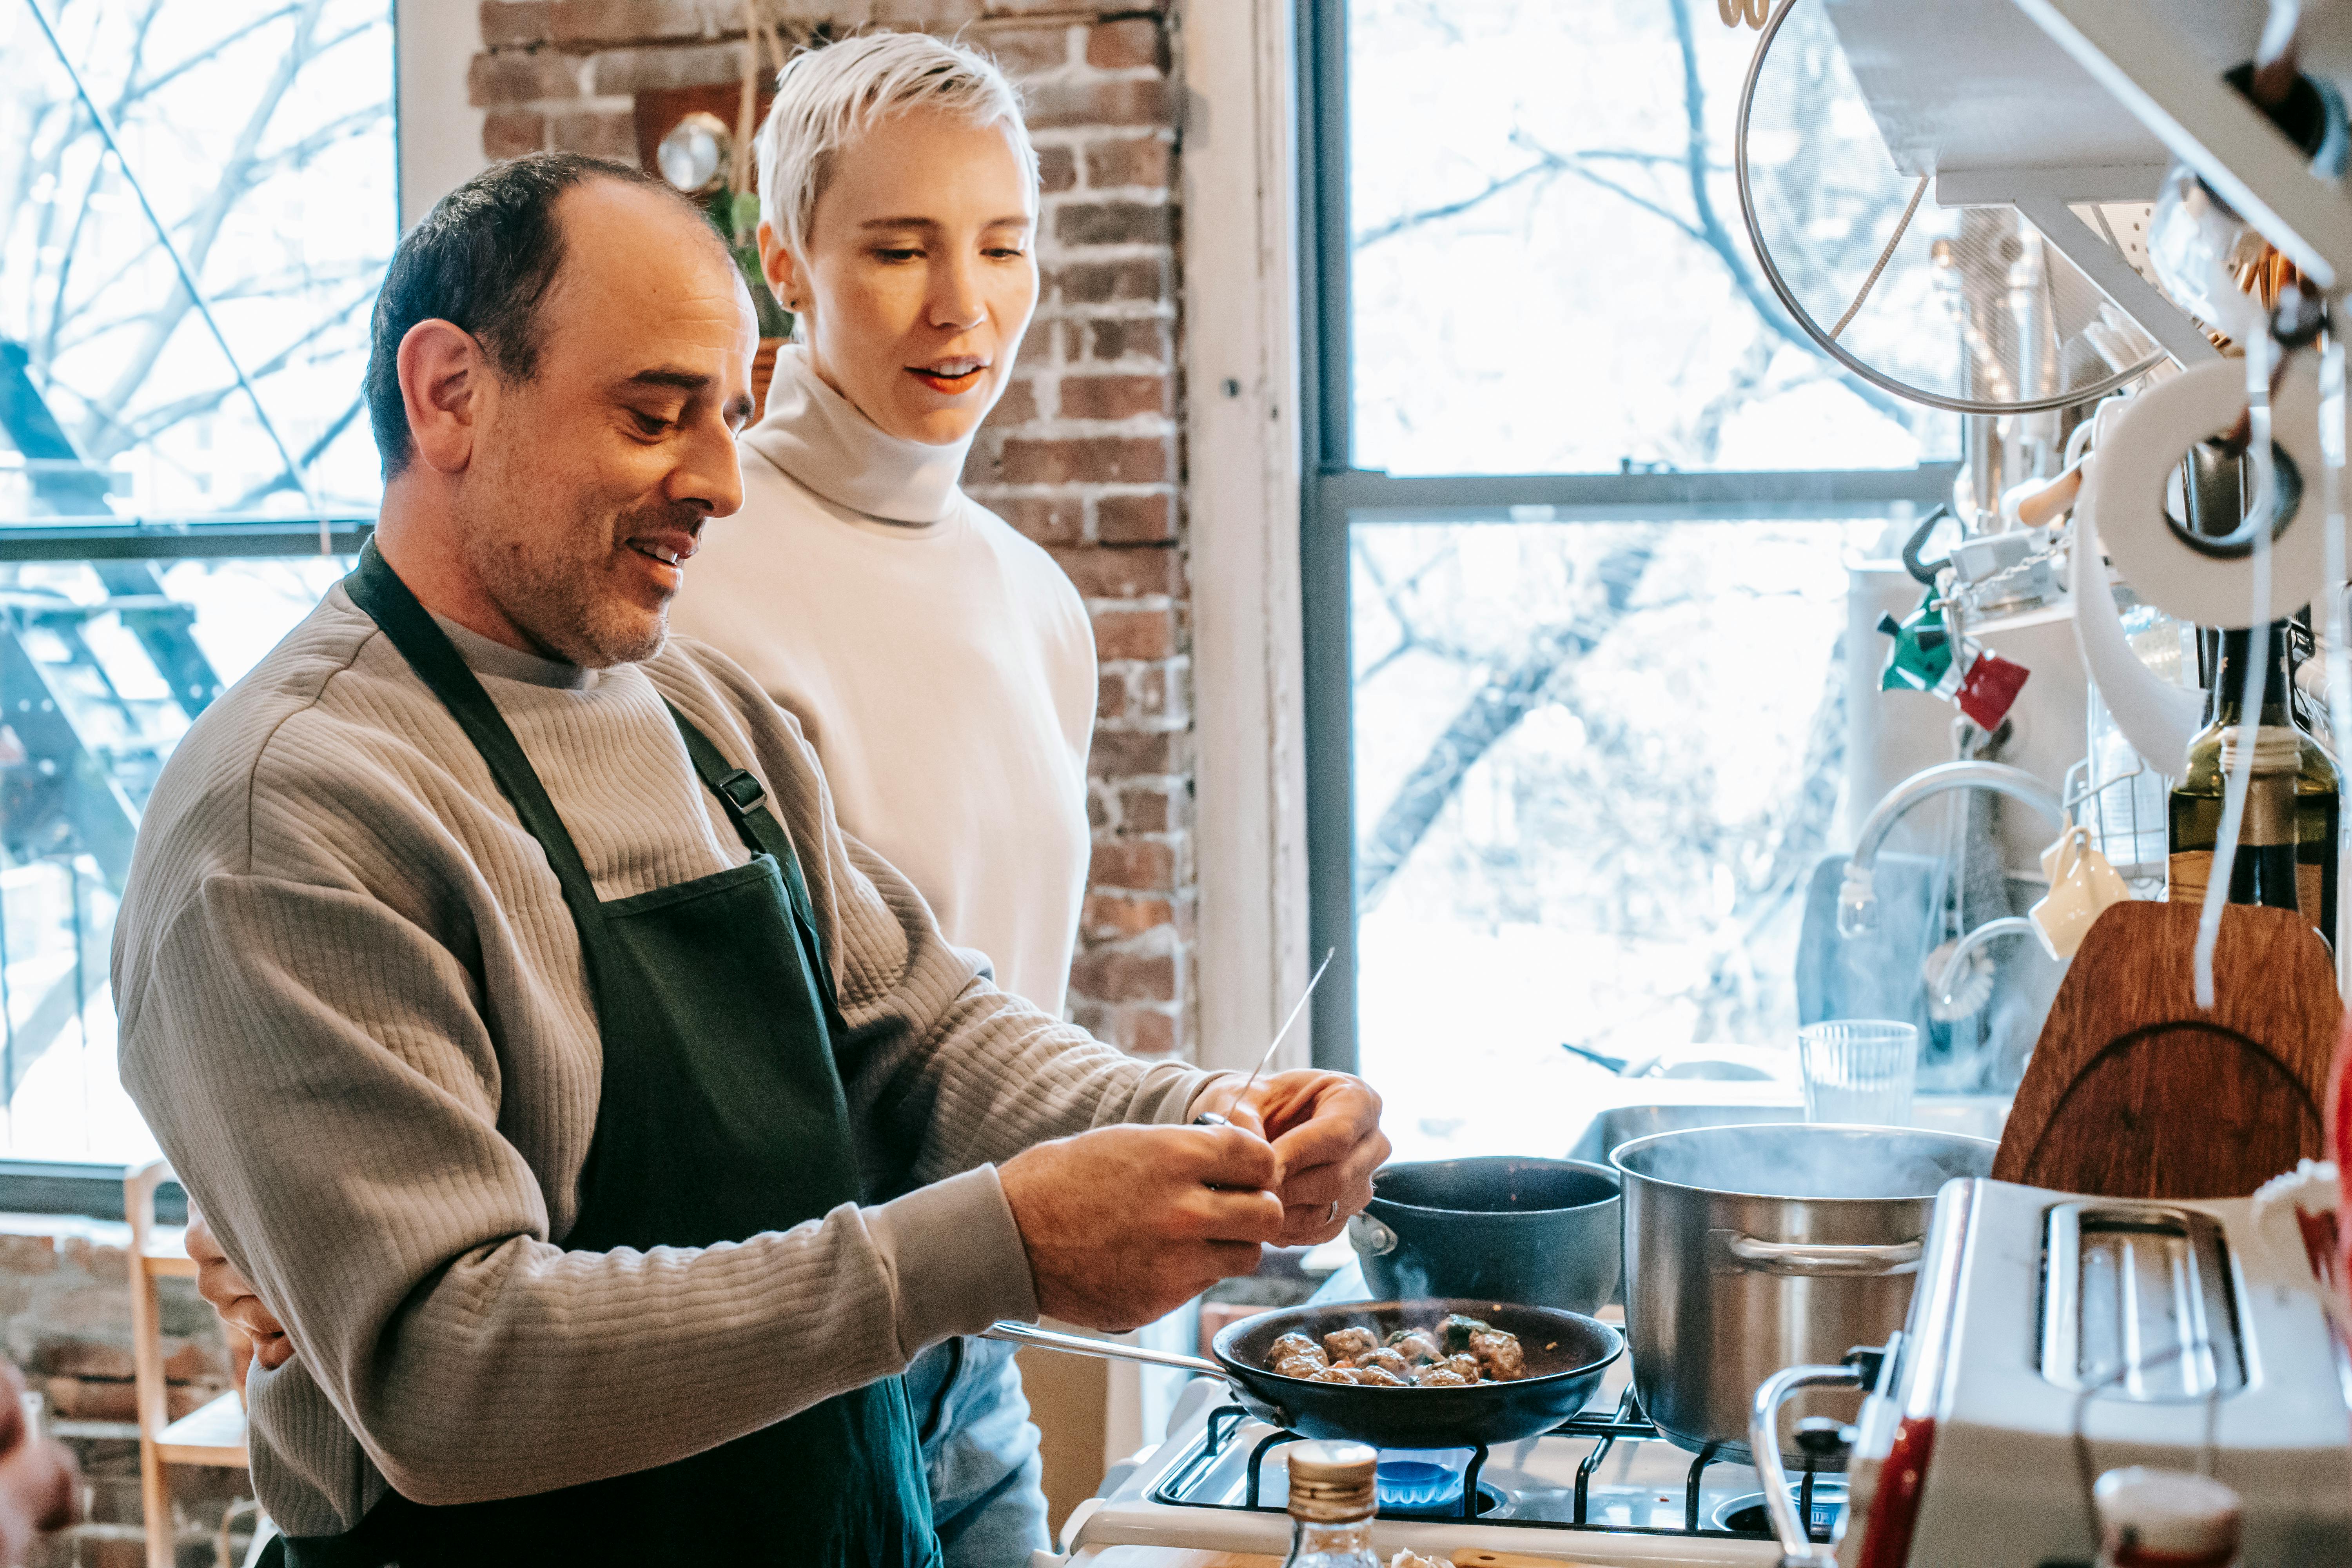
<box><xmin>754</xmin><ymin>32</ymin><xmax>1039</xmax><ymax>266</ymax></box>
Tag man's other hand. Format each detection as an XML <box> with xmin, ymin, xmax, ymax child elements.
<box><xmin>186</xmin><ymin>1208</ymin><xmax>292</xmax><ymax>1387</ymax></box>
<box><xmin>1000</xmin><ymin>1123</ymin><xmax>1287</xmax><ymax>1331</ymax></box>
<box><xmin>0</xmin><ymin>1360</ymin><xmax>76</xmax><ymax>1566</ymax></box>
<box><xmin>1193</xmin><ymin>1070</ymin><xmax>1388</xmax><ymax>1246</ymax></box>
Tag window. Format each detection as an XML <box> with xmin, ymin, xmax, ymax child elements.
<box><xmin>1303</xmin><ymin>0</ymin><xmax>1959</xmax><ymax>1160</ymax></box>
<box><xmin>0</xmin><ymin>0</ymin><xmax>392</xmax><ymax>1166</ymax></box>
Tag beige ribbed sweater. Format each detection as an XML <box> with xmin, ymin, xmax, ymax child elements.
<box><xmin>111</xmin><ymin>584</ymin><xmax>1214</xmax><ymax>1535</ymax></box>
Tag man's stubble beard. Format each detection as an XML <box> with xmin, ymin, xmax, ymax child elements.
<box><xmin>457</xmin><ymin>483</ymin><xmax>670</xmax><ymax>669</ymax></box>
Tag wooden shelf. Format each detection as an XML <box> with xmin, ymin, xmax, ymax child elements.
<box><xmin>154</xmin><ymin>1390</ymin><xmax>246</xmax><ymax>1466</ymax></box>
<box><xmin>137</xmin><ymin>1227</ymin><xmax>195</xmax><ymax>1279</ymax></box>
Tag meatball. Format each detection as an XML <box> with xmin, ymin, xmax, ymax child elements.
<box><xmin>1306</xmin><ymin>1366</ymin><xmax>1355</xmax><ymax>1384</ymax></box>
<box><xmin>1441</xmin><ymin>1314</ymin><xmax>1492</xmax><ymax>1354</ymax></box>
<box><xmin>1386</xmin><ymin>1329</ymin><xmax>1443</xmax><ymax>1365</ymax></box>
<box><xmin>1414</xmin><ymin>1365</ymin><xmax>1472</xmax><ymax>1387</ymax></box>
<box><xmin>1469</xmin><ymin>1329</ymin><xmax>1527</xmax><ymax>1381</ymax></box>
<box><xmin>1356</xmin><ymin>1347</ymin><xmax>1412</xmax><ymax>1379</ymax></box>
<box><xmin>1439</xmin><ymin>1353</ymin><xmax>1482</xmax><ymax>1382</ymax></box>
<box><xmin>1273</xmin><ymin>1357</ymin><xmax>1324</xmax><ymax>1381</ymax></box>
<box><xmin>1270</xmin><ymin>1332</ymin><xmax>1327</xmax><ymax>1369</ymax></box>
<box><xmin>1350</xmin><ymin>1365</ymin><xmax>1407</xmax><ymax>1387</ymax></box>
<box><xmin>1322</xmin><ymin>1326</ymin><xmax>1381</xmax><ymax>1363</ymax></box>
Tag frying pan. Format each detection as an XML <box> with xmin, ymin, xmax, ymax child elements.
<box><xmin>981</xmin><ymin>1296</ymin><xmax>1622</xmax><ymax>1449</ymax></box>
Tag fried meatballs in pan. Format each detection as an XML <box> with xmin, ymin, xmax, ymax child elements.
<box><xmin>1262</xmin><ymin>1314</ymin><xmax>1525</xmax><ymax>1387</ymax></box>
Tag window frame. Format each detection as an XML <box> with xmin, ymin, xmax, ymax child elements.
<box><xmin>0</xmin><ymin>0</ymin><xmax>399</xmax><ymax>1212</ymax></box>
<box><xmin>0</xmin><ymin>526</ymin><xmax>374</xmax><ymax>1212</ymax></box>
<box><xmin>1295</xmin><ymin>0</ymin><xmax>1959</xmax><ymax>1072</ymax></box>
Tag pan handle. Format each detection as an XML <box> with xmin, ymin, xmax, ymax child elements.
<box><xmin>1750</xmin><ymin>1361</ymin><xmax>1863</xmax><ymax>1567</ymax></box>
<box><xmin>979</xmin><ymin>1320</ymin><xmax>1224</xmax><ymax>1378</ymax></box>
<box><xmin>1717</xmin><ymin>1231</ymin><xmax>1922</xmax><ymax>1277</ymax></box>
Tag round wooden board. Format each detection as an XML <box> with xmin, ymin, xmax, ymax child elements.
<box><xmin>1993</xmin><ymin>900</ymin><xmax>2340</xmax><ymax>1200</ymax></box>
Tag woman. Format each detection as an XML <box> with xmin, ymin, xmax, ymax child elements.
<box><xmin>674</xmin><ymin>34</ymin><xmax>1083</xmax><ymax>1563</ymax></box>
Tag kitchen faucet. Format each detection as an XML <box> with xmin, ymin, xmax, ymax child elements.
<box><xmin>1837</xmin><ymin>761</ymin><xmax>2069</xmax><ymax>939</ymax></box>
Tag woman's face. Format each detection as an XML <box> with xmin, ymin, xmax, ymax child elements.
<box><xmin>761</xmin><ymin>109</ymin><xmax>1038</xmax><ymax>447</ymax></box>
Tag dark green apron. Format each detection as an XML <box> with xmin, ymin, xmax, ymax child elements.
<box><xmin>267</xmin><ymin>543</ymin><xmax>936</xmax><ymax>1567</ymax></box>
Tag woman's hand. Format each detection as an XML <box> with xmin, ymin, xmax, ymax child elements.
<box><xmin>186</xmin><ymin>1208</ymin><xmax>292</xmax><ymax>1387</ymax></box>
<box><xmin>1192</xmin><ymin>1069</ymin><xmax>1388</xmax><ymax>1245</ymax></box>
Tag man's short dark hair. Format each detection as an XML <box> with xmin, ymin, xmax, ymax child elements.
<box><xmin>364</xmin><ymin>153</ymin><xmax>713</xmax><ymax>477</ymax></box>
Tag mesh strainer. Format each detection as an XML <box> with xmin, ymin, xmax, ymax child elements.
<box><xmin>1732</xmin><ymin>0</ymin><xmax>2171</xmax><ymax>415</ymax></box>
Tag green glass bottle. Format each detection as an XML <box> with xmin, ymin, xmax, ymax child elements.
<box><xmin>2167</xmin><ymin>621</ymin><xmax>2341</xmax><ymax>943</ymax></box>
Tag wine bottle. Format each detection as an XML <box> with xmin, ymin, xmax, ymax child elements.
<box><xmin>2167</xmin><ymin>620</ymin><xmax>2341</xmax><ymax>943</ymax></box>
<box><xmin>1280</xmin><ymin>1440</ymin><xmax>1381</xmax><ymax>1568</ymax></box>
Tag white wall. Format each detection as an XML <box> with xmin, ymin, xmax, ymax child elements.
<box><xmin>396</xmin><ymin>0</ymin><xmax>485</xmax><ymax>230</ymax></box>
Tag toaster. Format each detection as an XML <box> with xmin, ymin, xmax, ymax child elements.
<box><xmin>1833</xmin><ymin>1176</ymin><xmax>2352</xmax><ymax>1566</ymax></box>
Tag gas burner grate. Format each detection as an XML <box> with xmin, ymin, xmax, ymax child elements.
<box><xmin>1158</xmin><ymin>1387</ymin><xmax>1837</xmax><ymax>1541</ymax></box>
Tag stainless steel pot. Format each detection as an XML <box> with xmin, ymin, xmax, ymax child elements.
<box><xmin>1611</xmin><ymin>1123</ymin><xmax>1994</xmax><ymax>1463</ymax></box>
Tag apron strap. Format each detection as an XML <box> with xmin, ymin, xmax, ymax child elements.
<box><xmin>662</xmin><ymin>704</ymin><xmax>844</xmax><ymax>1025</ymax></box>
<box><xmin>346</xmin><ymin>541</ymin><xmax>845</xmax><ymax>1025</ymax></box>
<box><xmin>663</xmin><ymin>706</ymin><xmax>802</xmax><ymax>873</ymax></box>
<box><xmin>343</xmin><ymin>542</ymin><xmax>608</xmax><ymax>935</ymax></box>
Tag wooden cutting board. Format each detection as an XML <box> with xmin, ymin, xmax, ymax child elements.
<box><xmin>1994</xmin><ymin>900</ymin><xmax>2340</xmax><ymax>1199</ymax></box>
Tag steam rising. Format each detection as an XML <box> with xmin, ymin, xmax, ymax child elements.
<box><xmin>1613</xmin><ymin>1125</ymin><xmax>1993</xmax><ymax>1201</ymax></box>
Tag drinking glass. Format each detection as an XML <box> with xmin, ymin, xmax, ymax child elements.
<box><xmin>1797</xmin><ymin>1020</ymin><xmax>1918</xmax><ymax>1126</ymax></box>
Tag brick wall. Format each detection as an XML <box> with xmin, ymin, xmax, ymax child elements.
<box><xmin>7</xmin><ymin>1216</ymin><xmax>245</xmax><ymax>1568</ymax></box>
<box><xmin>470</xmin><ymin>0</ymin><xmax>1195</xmax><ymax>1058</ymax></box>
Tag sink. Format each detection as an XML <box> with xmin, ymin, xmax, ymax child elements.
<box><xmin>1563</xmin><ymin>1096</ymin><xmax>2010</xmax><ymax>1166</ymax></box>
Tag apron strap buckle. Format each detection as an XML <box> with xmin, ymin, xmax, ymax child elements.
<box><xmin>717</xmin><ymin>769</ymin><xmax>767</xmax><ymax>812</ymax></box>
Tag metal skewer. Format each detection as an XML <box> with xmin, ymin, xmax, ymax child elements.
<box><xmin>1193</xmin><ymin>949</ymin><xmax>1335</xmax><ymax>1127</ymax></box>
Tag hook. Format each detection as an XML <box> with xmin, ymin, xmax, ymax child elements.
<box><xmin>1901</xmin><ymin>505</ymin><xmax>1955</xmax><ymax>585</ymax></box>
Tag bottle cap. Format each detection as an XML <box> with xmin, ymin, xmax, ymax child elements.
<box><xmin>2216</xmin><ymin>724</ymin><xmax>2303</xmax><ymax>774</ymax></box>
<box><xmin>2093</xmin><ymin>1466</ymin><xmax>2241</xmax><ymax>1566</ymax></box>
<box><xmin>1286</xmin><ymin>1439</ymin><xmax>1378</xmax><ymax>1523</ymax></box>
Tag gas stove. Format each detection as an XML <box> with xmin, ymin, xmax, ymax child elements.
<box><xmin>1061</xmin><ymin>1347</ymin><xmax>1830</xmax><ymax>1564</ymax></box>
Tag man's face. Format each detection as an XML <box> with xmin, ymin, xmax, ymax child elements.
<box><xmin>458</xmin><ymin>180</ymin><xmax>757</xmax><ymax>667</ymax></box>
<box><xmin>786</xmin><ymin>109</ymin><xmax>1039</xmax><ymax>446</ymax></box>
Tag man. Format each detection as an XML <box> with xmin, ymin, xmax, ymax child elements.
<box><xmin>116</xmin><ymin>151</ymin><xmax>1384</xmax><ymax>1566</ymax></box>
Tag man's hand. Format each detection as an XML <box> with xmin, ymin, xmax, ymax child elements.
<box><xmin>1000</xmin><ymin>1123</ymin><xmax>1288</xmax><ymax>1331</ymax></box>
<box><xmin>0</xmin><ymin>1360</ymin><xmax>76</xmax><ymax>1566</ymax></box>
<box><xmin>186</xmin><ymin>1208</ymin><xmax>292</xmax><ymax>1388</ymax></box>
<box><xmin>1192</xmin><ymin>1069</ymin><xmax>1388</xmax><ymax>1246</ymax></box>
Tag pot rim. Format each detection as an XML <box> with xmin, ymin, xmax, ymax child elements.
<box><xmin>1367</xmin><ymin>1155</ymin><xmax>1622</xmax><ymax>1218</ymax></box>
<box><xmin>1607</xmin><ymin>1123</ymin><xmax>1997</xmax><ymax>1203</ymax></box>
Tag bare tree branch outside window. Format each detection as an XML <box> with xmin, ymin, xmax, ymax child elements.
<box><xmin>1341</xmin><ymin>0</ymin><xmax>1922</xmax><ymax>1146</ymax></box>
<box><xmin>0</xmin><ymin>0</ymin><xmax>395</xmax><ymax>521</ymax></box>
<box><xmin>0</xmin><ymin>0</ymin><xmax>394</xmax><ymax>1164</ymax></box>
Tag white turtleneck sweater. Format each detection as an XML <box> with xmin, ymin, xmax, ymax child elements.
<box><xmin>668</xmin><ymin>347</ymin><xmax>1096</xmax><ymax>1015</ymax></box>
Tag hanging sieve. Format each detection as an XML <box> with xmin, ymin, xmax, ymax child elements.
<box><xmin>1732</xmin><ymin>0</ymin><xmax>2172</xmax><ymax>416</ymax></box>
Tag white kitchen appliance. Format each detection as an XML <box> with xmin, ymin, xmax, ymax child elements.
<box><xmin>1827</xmin><ymin>1177</ymin><xmax>2352</xmax><ymax>1566</ymax></box>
